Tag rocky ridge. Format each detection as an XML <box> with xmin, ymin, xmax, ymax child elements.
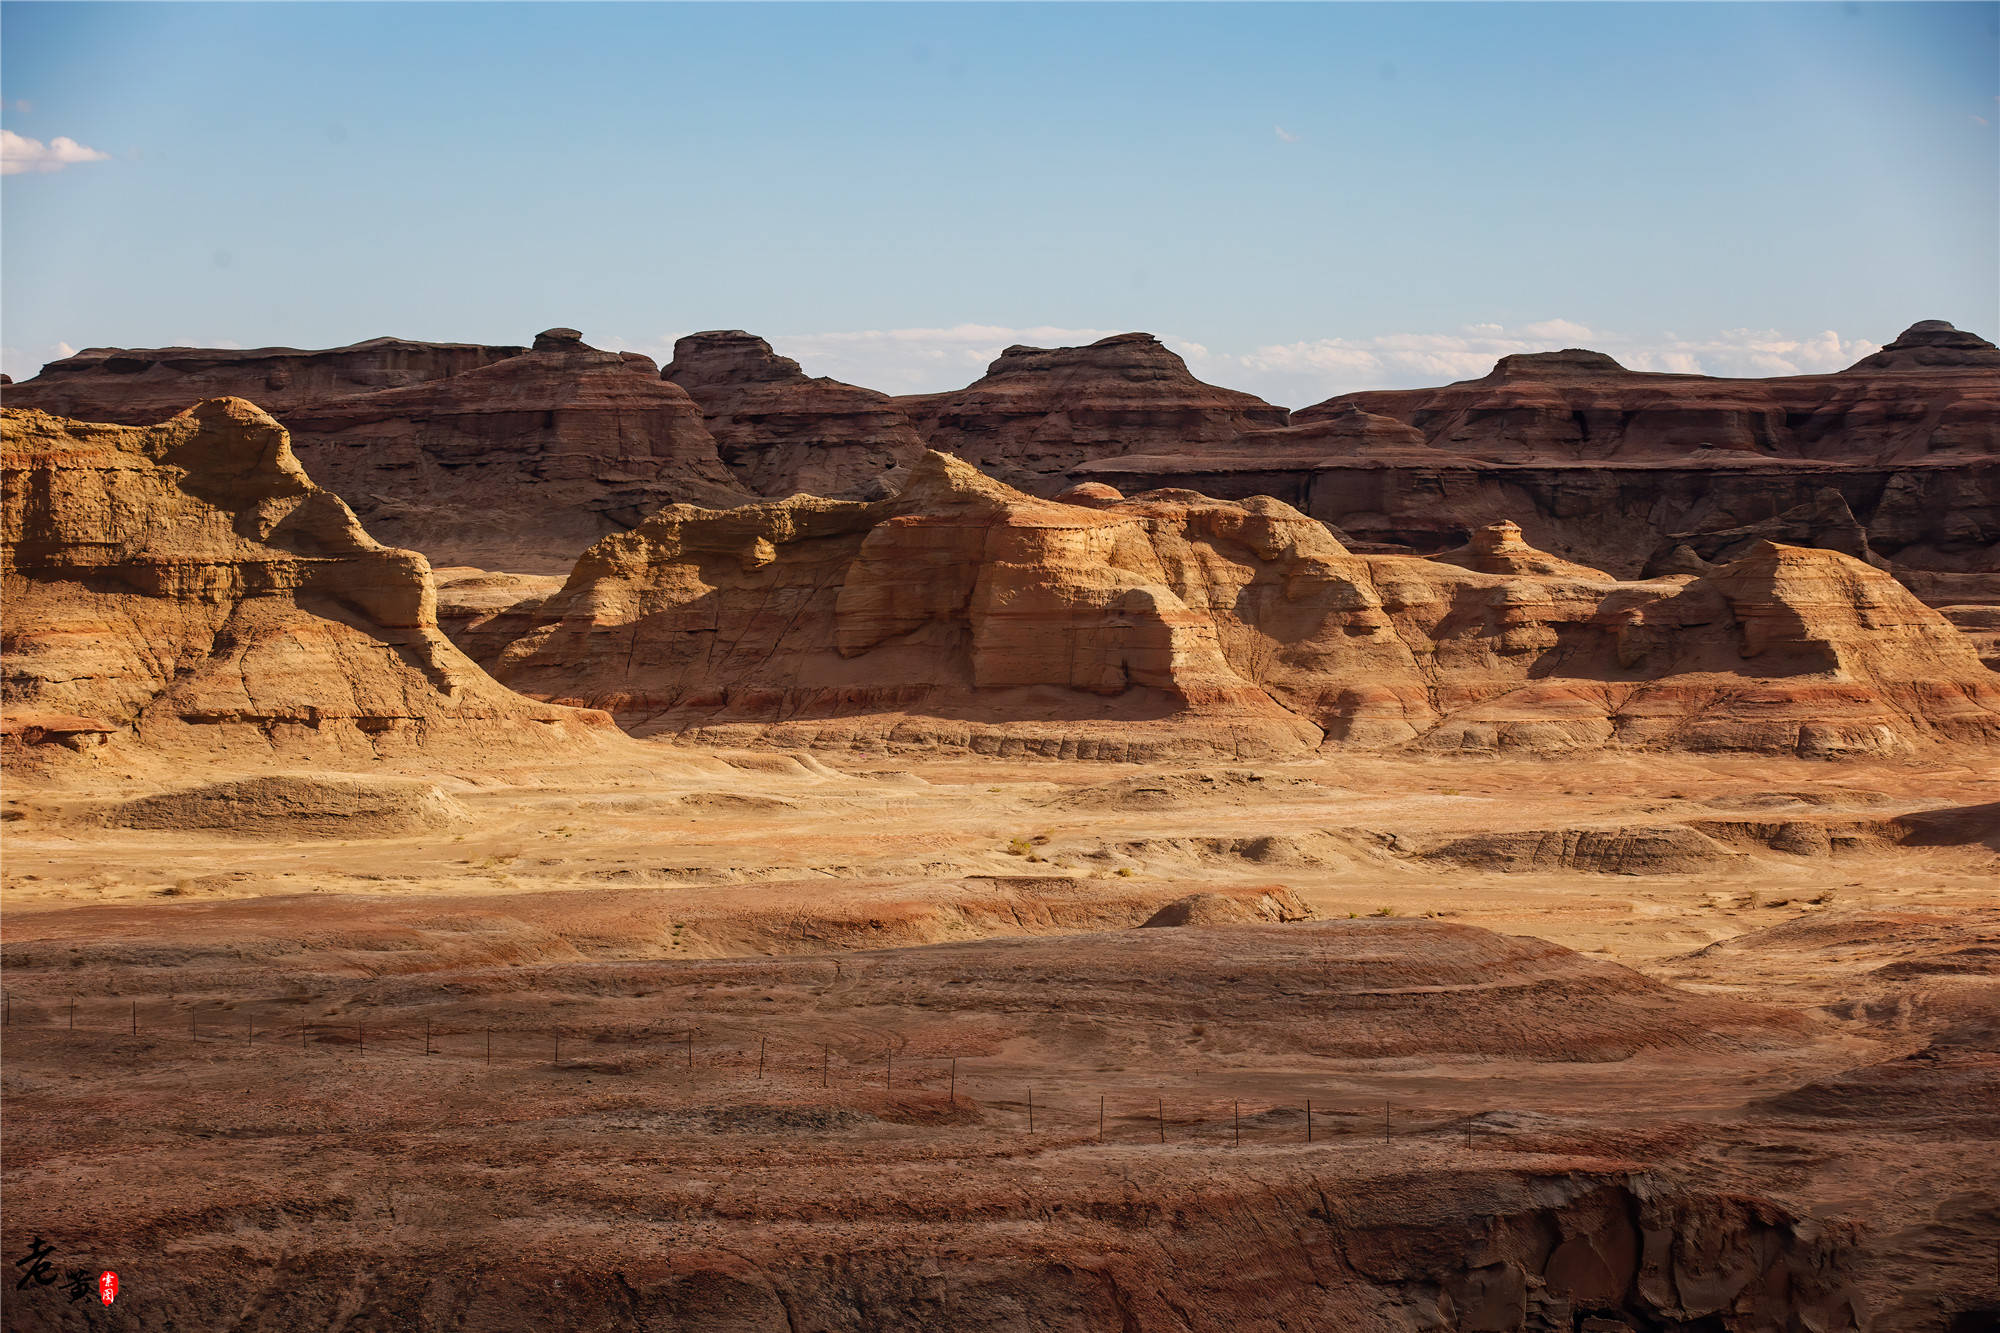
<box><xmin>1079</xmin><ymin>322</ymin><xmax>2000</xmax><ymax>586</ymax></box>
<box><xmin>0</xmin><ymin>399</ymin><xmax>615</xmax><ymax>766</ymax></box>
<box><xmin>663</xmin><ymin>330</ymin><xmax>927</xmax><ymax>499</ymax></box>
<box><xmin>470</xmin><ymin>452</ymin><xmax>2000</xmax><ymax>759</ymax></box>
<box><xmin>6</xmin><ymin>329</ymin><xmax>749</xmax><ymax>571</ymax></box>
<box><xmin>894</xmin><ymin>333</ymin><xmax>1289</xmax><ymax>492</ymax></box>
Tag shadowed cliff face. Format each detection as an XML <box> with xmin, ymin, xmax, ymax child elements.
<box><xmin>2</xmin><ymin>336</ymin><xmax>529</xmax><ymax>420</ymax></box>
<box><xmin>893</xmin><ymin>333</ymin><xmax>1290</xmax><ymax>493</ymax></box>
<box><xmin>1074</xmin><ymin>323</ymin><xmax>2000</xmax><ymax>590</ymax></box>
<box><xmin>464</xmin><ymin>453</ymin><xmax>2000</xmax><ymax>760</ymax></box>
<box><xmin>663</xmin><ymin>330</ymin><xmax>928</xmax><ymax>500</ymax></box>
<box><xmin>6</xmin><ymin>330</ymin><xmax>749</xmax><ymax>572</ymax></box>
<box><xmin>280</xmin><ymin>330</ymin><xmax>749</xmax><ymax>569</ymax></box>
<box><xmin>0</xmin><ymin>399</ymin><xmax>616</xmax><ymax>764</ymax></box>
<box><xmin>9</xmin><ymin>322</ymin><xmax>1992</xmax><ymax>592</ymax></box>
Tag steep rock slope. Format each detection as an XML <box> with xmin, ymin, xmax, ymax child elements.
<box><xmin>1299</xmin><ymin>323</ymin><xmax>2000</xmax><ymax>463</ymax></box>
<box><xmin>279</xmin><ymin>329</ymin><xmax>748</xmax><ymax>568</ymax></box>
<box><xmin>894</xmin><ymin>333</ymin><xmax>1289</xmax><ymax>492</ymax></box>
<box><xmin>483</xmin><ymin>453</ymin><xmax>1320</xmax><ymax>760</ymax></box>
<box><xmin>7</xmin><ymin>329</ymin><xmax>749</xmax><ymax>571</ymax></box>
<box><xmin>663</xmin><ymin>331</ymin><xmax>927</xmax><ymax>499</ymax></box>
<box><xmin>477</xmin><ymin>455</ymin><xmax>2000</xmax><ymax>757</ymax></box>
<box><xmin>1</xmin><ymin>336</ymin><xmax>528</xmax><ymax>421</ymax></box>
<box><xmin>1</xmin><ymin>400</ymin><xmax>615</xmax><ymax>766</ymax></box>
<box><xmin>1080</xmin><ymin>321</ymin><xmax>2000</xmax><ymax>584</ymax></box>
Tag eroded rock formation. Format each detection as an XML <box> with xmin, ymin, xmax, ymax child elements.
<box><xmin>1078</xmin><ymin>322</ymin><xmax>2000</xmax><ymax>589</ymax></box>
<box><xmin>663</xmin><ymin>330</ymin><xmax>927</xmax><ymax>499</ymax></box>
<box><xmin>279</xmin><ymin>330</ymin><xmax>748</xmax><ymax>568</ymax></box>
<box><xmin>0</xmin><ymin>399</ymin><xmax>615</xmax><ymax>764</ymax></box>
<box><xmin>483</xmin><ymin>452</ymin><xmax>1319</xmax><ymax>759</ymax></box>
<box><xmin>4</xmin><ymin>336</ymin><xmax>527</xmax><ymax>420</ymax></box>
<box><xmin>6</xmin><ymin>330</ymin><xmax>749</xmax><ymax>571</ymax></box>
<box><xmin>895</xmin><ymin>333</ymin><xmax>1289</xmax><ymax>492</ymax></box>
<box><xmin>473</xmin><ymin>453</ymin><xmax>2000</xmax><ymax>758</ymax></box>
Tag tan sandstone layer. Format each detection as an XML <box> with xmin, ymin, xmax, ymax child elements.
<box><xmin>465</xmin><ymin>454</ymin><xmax>2000</xmax><ymax>760</ymax></box>
<box><xmin>0</xmin><ymin>399</ymin><xmax>617</xmax><ymax>771</ymax></box>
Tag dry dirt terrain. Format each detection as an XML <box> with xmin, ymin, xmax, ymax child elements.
<box><xmin>3</xmin><ymin>748</ymin><xmax>1996</xmax><ymax>1332</ymax></box>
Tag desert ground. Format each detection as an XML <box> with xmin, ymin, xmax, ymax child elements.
<box><xmin>3</xmin><ymin>746</ymin><xmax>1996</xmax><ymax>1331</ymax></box>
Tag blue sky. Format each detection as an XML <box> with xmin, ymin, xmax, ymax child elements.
<box><xmin>3</xmin><ymin>2</ymin><xmax>1995</xmax><ymax>404</ymax></box>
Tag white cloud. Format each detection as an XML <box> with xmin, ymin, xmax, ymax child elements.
<box><xmin>0</xmin><ymin>340</ymin><xmax>79</xmax><ymax>380</ymax></box>
<box><xmin>1274</xmin><ymin>126</ymin><xmax>1300</xmax><ymax>143</ymax></box>
<box><xmin>11</xmin><ymin>99</ymin><xmax>31</xmax><ymax>113</ymax></box>
<box><xmin>607</xmin><ymin>320</ymin><xmax>1889</xmax><ymax>409</ymax></box>
<box><xmin>1</xmin><ymin>129</ymin><xmax>110</xmax><ymax>175</ymax></box>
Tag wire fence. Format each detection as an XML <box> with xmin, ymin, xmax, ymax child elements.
<box><xmin>2</xmin><ymin>992</ymin><xmax>1514</xmax><ymax>1149</ymax></box>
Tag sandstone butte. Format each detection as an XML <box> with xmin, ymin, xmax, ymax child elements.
<box><xmin>0</xmin><ymin>398</ymin><xmax>616</xmax><ymax>768</ymax></box>
<box><xmin>892</xmin><ymin>332</ymin><xmax>1291</xmax><ymax>491</ymax></box>
<box><xmin>471</xmin><ymin>450</ymin><xmax>2000</xmax><ymax>762</ymax></box>
<box><xmin>1075</xmin><ymin>321</ymin><xmax>1999</xmax><ymax>612</ymax></box>
<box><xmin>7</xmin><ymin>317</ymin><xmax>1993</xmax><ymax>656</ymax></box>
<box><xmin>662</xmin><ymin>330</ymin><xmax>928</xmax><ymax>500</ymax></box>
<box><xmin>5</xmin><ymin>328</ymin><xmax>750</xmax><ymax>572</ymax></box>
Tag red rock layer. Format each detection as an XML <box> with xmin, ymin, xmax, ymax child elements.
<box><xmin>476</xmin><ymin>453</ymin><xmax>2000</xmax><ymax>758</ymax></box>
<box><xmin>1297</xmin><ymin>323</ymin><xmax>2000</xmax><ymax>464</ymax></box>
<box><xmin>1078</xmin><ymin>323</ymin><xmax>1999</xmax><ymax>585</ymax></box>
<box><xmin>279</xmin><ymin>330</ymin><xmax>749</xmax><ymax>569</ymax></box>
<box><xmin>662</xmin><ymin>331</ymin><xmax>927</xmax><ymax>499</ymax></box>
<box><xmin>894</xmin><ymin>333</ymin><xmax>1289</xmax><ymax>493</ymax></box>
<box><xmin>1</xmin><ymin>400</ymin><xmax>615</xmax><ymax>765</ymax></box>
<box><xmin>4</xmin><ymin>336</ymin><xmax>526</xmax><ymax>421</ymax></box>
<box><xmin>6</xmin><ymin>329</ymin><xmax>749</xmax><ymax>572</ymax></box>
<box><xmin>482</xmin><ymin>452</ymin><xmax>1321</xmax><ymax>761</ymax></box>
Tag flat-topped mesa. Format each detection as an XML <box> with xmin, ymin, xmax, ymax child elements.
<box><xmin>3</xmin><ymin>336</ymin><xmax>529</xmax><ymax>422</ymax></box>
<box><xmin>0</xmin><ymin>400</ymin><xmax>615</xmax><ymax>765</ymax></box>
<box><xmin>1484</xmin><ymin>348</ymin><xmax>1633</xmax><ymax>381</ymax></box>
<box><xmin>894</xmin><ymin>332</ymin><xmax>1290</xmax><ymax>493</ymax></box>
<box><xmin>1843</xmin><ymin>320</ymin><xmax>2000</xmax><ymax>373</ymax></box>
<box><xmin>5</xmin><ymin>328</ymin><xmax>736</xmax><ymax>572</ymax></box>
<box><xmin>278</xmin><ymin>330</ymin><xmax>749</xmax><ymax>570</ymax></box>
<box><xmin>1298</xmin><ymin>323</ymin><xmax>2000</xmax><ymax>465</ymax></box>
<box><xmin>663</xmin><ymin>330</ymin><xmax>926</xmax><ymax>500</ymax></box>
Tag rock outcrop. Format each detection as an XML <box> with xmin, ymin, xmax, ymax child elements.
<box><xmin>662</xmin><ymin>331</ymin><xmax>927</xmax><ymax>499</ymax></box>
<box><xmin>480</xmin><ymin>452</ymin><xmax>1321</xmax><ymax>760</ymax></box>
<box><xmin>4</xmin><ymin>336</ymin><xmax>526</xmax><ymax>420</ymax></box>
<box><xmin>278</xmin><ymin>331</ymin><xmax>749</xmax><ymax>568</ymax></box>
<box><xmin>1</xmin><ymin>400</ymin><xmax>615</xmax><ymax>765</ymax></box>
<box><xmin>895</xmin><ymin>333</ymin><xmax>1289</xmax><ymax>492</ymax></box>
<box><xmin>473</xmin><ymin>452</ymin><xmax>2000</xmax><ymax>758</ymax></box>
<box><xmin>1430</xmin><ymin>521</ymin><xmax>1612</xmax><ymax>580</ymax></box>
<box><xmin>7</xmin><ymin>330</ymin><xmax>750</xmax><ymax>571</ymax></box>
<box><xmin>1079</xmin><ymin>322</ymin><xmax>2000</xmax><ymax>589</ymax></box>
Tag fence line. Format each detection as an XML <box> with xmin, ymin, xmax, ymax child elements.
<box><xmin>1</xmin><ymin>993</ymin><xmax>1505</xmax><ymax>1148</ymax></box>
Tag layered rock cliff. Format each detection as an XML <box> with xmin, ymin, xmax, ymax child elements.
<box><xmin>663</xmin><ymin>330</ymin><xmax>927</xmax><ymax>499</ymax></box>
<box><xmin>1</xmin><ymin>400</ymin><xmax>615</xmax><ymax>764</ymax></box>
<box><xmin>4</xmin><ymin>336</ymin><xmax>527</xmax><ymax>421</ymax></box>
<box><xmin>473</xmin><ymin>453</ymin><xmax>2000</xmax><ymax>758</ymax></box>
<box><xmin>1079</xmin><ymin>322</ymin><xmax>2000</xmax><ymax>587</ymax></box>
<box><xmin>894</xmin><ymin>333</ymin><xmax>1289</xmax><ymax>492</ymax></box>
<box><xmin>6</xmin><ymin>329</ymin><xmax>749</xmax><ymax>571</ymax></box>
<box><xmin>481</xmin><ymin>452</ymin><xmax>1319</xmax><ymax>759</ymax></box>
<box><xmin>279</xmin><ymin>329</ymin><xmax>749</xmax><ymax>568</ymax></box>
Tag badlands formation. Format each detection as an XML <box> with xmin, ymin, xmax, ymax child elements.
<box><xmin>2</xmin><ymin>322</ymin><xmax>1997</xmax><ymax>1333</ymax></box>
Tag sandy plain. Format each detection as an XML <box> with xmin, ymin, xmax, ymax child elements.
<box><xmin>2</xmin><ymin>747</ymin><xmax>1996</xmax><ymax>1331</ymax></box>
